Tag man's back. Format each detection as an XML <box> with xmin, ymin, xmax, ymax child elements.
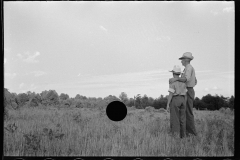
<box><xmin>182</xmin><ymin>64</ymin><xmax>196</xmax><ymax>87</ymax></box>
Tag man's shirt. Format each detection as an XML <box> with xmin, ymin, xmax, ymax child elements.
<box><xmin>182</xmin><ymin>64</ymin><xmax>196</xmax><ymax>87</ymax></box>
<box><xmin>168</xmin><ymin>81</ymin><xmax>187</xmax><ymax>96</ymax></box>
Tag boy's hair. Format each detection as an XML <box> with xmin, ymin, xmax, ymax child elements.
<box><xmin>173</xmin><ymin>73</ymin><xmax>180</xmax><ymax>76</ymax></box>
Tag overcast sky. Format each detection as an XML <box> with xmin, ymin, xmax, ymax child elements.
<box><xmin>4</xmin><ymin>1</ymin><xmax>234</xmax><ymax>99</ymax></box>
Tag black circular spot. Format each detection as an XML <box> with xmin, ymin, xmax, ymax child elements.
<box><xmin>106</xmin><ymin>101</ymin><xmax>127</xmax><ymax>122</ymax></box>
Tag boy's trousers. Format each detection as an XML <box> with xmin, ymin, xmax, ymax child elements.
<box><xmin>170</xmin><ymin>95</ymin><xmax>186</xmax><ymax>138</ymax></box>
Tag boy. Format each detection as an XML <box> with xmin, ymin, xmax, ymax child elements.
<box><xmin>166</xmin><ymin>65</ymin><xmax>187</xmax><ymax>138</ymax></box>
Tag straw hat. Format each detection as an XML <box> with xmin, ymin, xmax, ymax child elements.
<box><xmin>179</xmin><ymin>52</ymin><xmax>194</xmax><ymax>60</ymax></box>
<box><xmin>169</xmin><ymin>65</ymin><xmax>181</xmax><ymax>74</ymax></box>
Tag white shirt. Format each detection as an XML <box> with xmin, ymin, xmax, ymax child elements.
<box><xmin>182</xmin><ymin>64</ymin><xmax>196</xmax><ymax>87</ymax></box>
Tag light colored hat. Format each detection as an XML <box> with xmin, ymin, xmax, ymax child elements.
<box><xmin>169</xmin><ymin>65</ymin><xmax>181</xmax><ymax>74</ymax></box>
<box><xmin>179</xmin><ymin>52</ymin><xmax>194</xmax><ymax>60</ymax></box>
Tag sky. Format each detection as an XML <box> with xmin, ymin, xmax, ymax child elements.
<box><xmin>4</xmin><ymin>1</ymin><xmax>234</xmax><ymax>99</ymax></box>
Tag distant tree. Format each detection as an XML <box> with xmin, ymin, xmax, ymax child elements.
<box><xmin>4</xmin><ymin>88</ymin><xmax>12</xmax><ymax>107</ymax></box>
<box><xmin>75</xmin><ymin>100</ymin><xmax>83</xmax><ymax>108</ymax></box>
<box><xmin>147</xmin><ymin>97</ymin><xmax>154</xmax><ymax>107</ymax></box>
<box><xmin>119</xmin><ymin>92</ymin><xmax>128</xmax><ymax>104</ymax></box>
<box><xmin>194</xmin><ymin>97</ymin><xmax>207</xmax><ymax>110</ymax></box>
<box><xmin>228</xmin><ymin>95</ymin><xmax>234</xmax><ymax>110</ymax></box>
<box><xmin>152</xmin><ymin>95</ymin><xmax>168</xmax><ymax>109</ymax></box>
<box><xmin>95</xmin><ymin>99</ymin><xmax>107</xmax><ymax>110</ymax></box>
<box><xmin>134</xmin><ymin>94</ymin><xmax>142</xmax><ymax>109</ymax></box>
<box><xmin>59</xmin><ymin>93</ymin><xmax>69</xmax><ymax>101</ymax></box>
<box><xmin>17</xmin><ymin>93</ymin><xmax>29</xmax><ymax>107</ymax></box>
<box><xmin>104</xmin><ymin>95</ymin><xmax>120</xmax><ymax>104</ymax></box>
<box><xmin>75</xmin><ymin>94</ymin><xmax>87</xmax><ymax>100</ymax></box>
<box><xmin>41</xmin><ymin>90</ymin><xmax>59</xmax><ymax>106</ymax></box>
<box><xmin>29</xmin><ymin>92</ymin><xmax>36</xmax><ymax>100</ymax></box>
<box><xmin>126</xmin><ymin>98</ymin><xmax>135</xmax><ymax>107</ymax></box>
<box><xmin>141</xmin><ymin>94</ymin><xmax>149</xmax><ymax>109</ymax></box>
<box><xmin>75</xmin><ymin>94</ymin><xmax>81</xmax><ymax>99</ymax></box>
<box><xmin>97</xmin><ymin>97</ymin><xmax>103</xmax><ymax>101</ymax></box>
<box><xmin>29</xmin><ymin>97</ymin><xmax>38</xmax><ymax>107</ymax></box>
<box><xmin>34</xmin><ymin>93</ymin><xmax>42</xmax><ymax>105</ymax></box>
<box><xmin>40</xmin><ymin>90</ymin><xmax>49</xmax><ymax>100</ymax></box>
<box><xmin>201</xmin><ymin>94</ymin><xmax>228</xmax><ymax>110</ymax></box>
<box><xmin>62</xmin><ymin>98</ymin><xmax>72</xmax><ymax>107</ymax></box>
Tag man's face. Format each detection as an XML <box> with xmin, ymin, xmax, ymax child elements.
<box><xmin>181</xmin><ymin>59</ymin><xmax>185</xmax><ymax>66</ymax></box>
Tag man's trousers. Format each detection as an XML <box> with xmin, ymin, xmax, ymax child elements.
<box><xmin>186</xmin><ymin>87</ymin><xmax>197</xmax><ymax>136</ymax></box>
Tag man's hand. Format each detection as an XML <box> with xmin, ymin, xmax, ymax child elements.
<box><xmin>169</xmin><ymin>77</ymin><xmax>178</xmax><ymax>84</ymax></box>
<box><xmin>166</xmin><ymin>104</ymin><xmax>170</xmax><ymax>112</ymax></box>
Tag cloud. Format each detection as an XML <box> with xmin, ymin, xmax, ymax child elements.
<box><xmin>213</xmin><ymin>86</ymin><xmax>218</xmax><ymax>90</ymax></box>
<box><xmin>32</xmin><ymin>71</ymin><xmax>46</xmax><ymax>77</ymax></box>
<box><xmin>4</xmin><ymin>48</ymin><xmax>11</xmax><ymax>53</ymax></box>
<box><xmin>30</xmin><ymin>83</ymin><xmax>37</xmax><ymax>90</ymax></box>
<box><xmin>19</xmin><ymin>83</ymin><xmax>25</xmax><ymax>89</ymax></box>
<box><xmin>210</xmin><ymin>10</ymin><xmax>219</xmax><ymax>16</ymax></box>
<box><xmin>100</xmin><ymin>25</ymin><xmax>108</xmax><ymax>32</ymax></box>
<box><xmin>44</xmin><ymin>69</ymin><xmax>171</xmax><ymax>93</ymax></box>
<box><xmin>17</xmin><ymin>51</ymin><xmax>40</xmax><ymax>63</ymax></box>
<box><xmin>5</xmin><ymin>72</ymin><xmax>17</xmax><ymax>79</ymax></box>
<box><xmin>204</xmin><ymin>88</ymin><xmax>209</xmax><ymax>91</ymax></box>
<box><xmin>223</xmin><ymin>7</ymin><xmax>234</xmax><ymax>13</ymax></box>
<box><xmin>77</xmin><ymin>73</ymin><xmax>81</xmax><ymax>77</ymax></box>
<box><xmin>156</xmin><ymin>36</ymin><xmax>171</xmax><ymax>42</ymax></box>
<box><xmin>25</xmin><ymin>71</ymin><xmax>46</xmax><ymax>77</ymax></box>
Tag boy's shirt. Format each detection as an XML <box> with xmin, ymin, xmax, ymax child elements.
<box><xmin>168</xmin><ymin>81</ymin><xmax>187</xmax><ymax>96</ymax></box>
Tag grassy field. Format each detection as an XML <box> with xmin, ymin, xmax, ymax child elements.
<box><xmin>4</xmin><ymin>105</ymin><xmax>234</xmax><ymax>156</ymax></box>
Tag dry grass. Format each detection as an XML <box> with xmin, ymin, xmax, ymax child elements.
<box><xmin>4</xmin><ymin>106</ymin><xmax>234</xmax><ymax>156</ymax></box>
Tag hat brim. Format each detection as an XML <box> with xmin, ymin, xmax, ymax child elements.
<box><xmin>169</xmin><ymin>70</ymin><xmax>181</xmax><ymax>74</ymax></box>
<box><xmin>179</xmin><ymin>56</ymin><xmax>194</xmax><ymax>60</ymax></box>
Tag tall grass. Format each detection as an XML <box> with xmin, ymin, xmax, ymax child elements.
<box><xmin>4</xmin><ymin>106</ymin><xmax>234</xmax><ymax>156</ymax></box>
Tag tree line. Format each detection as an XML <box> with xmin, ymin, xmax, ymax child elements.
<box><xmin>4</xmin><ymin>88</ymin><xmax>234</xmax><ymax>111</ymax></box>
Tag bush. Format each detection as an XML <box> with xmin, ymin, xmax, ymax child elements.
<box><xmin>17</xmin><ymin>93</ymin><xmax>29</xmax><ymax>107</ymax></box>
<box><xmin>41</xmin><ymin>90</ymin><xmax>59</xmax><ymax>106</ymax></box>
<box><xmin>219</xmin><ymin>107</ymin><xmax>225</xmax><ymax>114</ymax></box>
<box><xmin>145</xmin><ymin>106</ymin><xmax>154</xmax><ymax>112</ymax></box>
<box><xmin>29</xmin><ymin>98</ymin><xmax>38</xmax><ymax>107</ymax></box>
<box><xmin>156</xmin><ymin>108</ymin><xmax>166</xmax><ymax>113</ymax></box>
<box><xmin>75</xmin><ymin>100</ymin><xmax>84</xmax><ymax>108</ymax></box>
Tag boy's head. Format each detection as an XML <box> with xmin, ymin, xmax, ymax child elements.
<box><xmin>169</xmin><ymin>65</ymin><xmax>182</xmax><ymax>77</ymax></box>
<box><xmin>172</xmin><ymin>72</ymin><xmax>180</xmax><ymax>78</ymax></box>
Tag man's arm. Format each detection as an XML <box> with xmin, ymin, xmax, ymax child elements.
<box><xmin>169</xmin><ymin>77</ymin><xmax>187</xmax><ymax>84</ymax></box>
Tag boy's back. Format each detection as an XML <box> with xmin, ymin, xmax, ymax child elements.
<box><xmin>169</xmin><ymin>81</ymin><xmax>187</xmax><ymax>96</ymax></box>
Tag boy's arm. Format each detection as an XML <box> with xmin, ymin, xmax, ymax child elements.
<box><xmin>167</xmin><ymin>84</ymin><xmax>175</xmax><ymax>112</ymax></box>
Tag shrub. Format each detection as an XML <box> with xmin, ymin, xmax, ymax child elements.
<box><xmin>145</xmin><ymin>106</ymin><xmax>154</xmax><ymax>112</ymax></box>
<box><xmin>157</xmin><ymin>108</ymin><xmax>166</xmax><ymax>113</ymax></box>
<box><xmin>75</xmin><ymin>100</ymin><xmax>84</xmax><ymax>108</ymax></box>
<box><xmin>17</xmin><ymin>93</ymin><xmax>29</xmax><ymax>107</ymax></box>
<box><xmin>41</xmin><ymin>90</ymin><xmax>59</xmax><ymax>106</ymax></box>
<box><xmin>29</xmin><ymin>98</ymin><xmax>38</xmax><ymax>107</ymax></box>
<box><xmin>219</xmin><ymin>107</ymin><xmax>225</xmax><ymax>114</ymax></box>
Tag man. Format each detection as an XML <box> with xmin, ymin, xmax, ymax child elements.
<box><xmin>169</xmin><ymin>52</ymin><xmax>197</xmax><ymax>136</ymax></box>
<box><xmin>166</xmin><ymin>65</ymin><xmax>187</xmax><ymax>138</ymax></box>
